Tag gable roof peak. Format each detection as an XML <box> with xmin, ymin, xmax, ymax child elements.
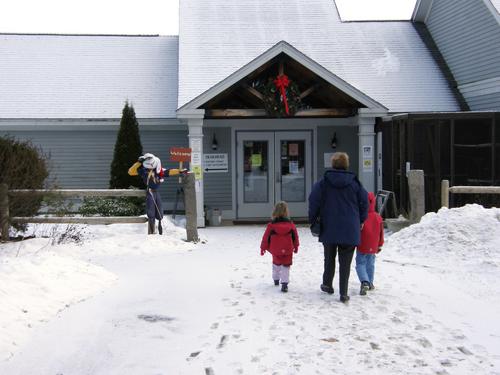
<box><xmin>177</xmin><ymin>39</ymin><xmax>387</xmax><ymax>114</ymax></box>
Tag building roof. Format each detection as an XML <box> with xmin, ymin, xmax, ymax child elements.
<box><xmin>0</xmin><ymin>34</ymin><xmax>178</xmax><ymax>119</ymax></box>
<box><xmin>414</xmin><ymin>0</ymin><xmax>500</xmax><ymax>26</ymax></box>
<box><xmin>178</xmin><ymin>41</ymin><xmax>388</xmax><ymax>114</ymax></box>
<box><xmin>179</xmin><ymin>0</ymin><xmax>460</xmax><ymax>113</ymax></box>
<box><xmin>490</xmin><ymin>0</ymin><xmax>500</xmax><ymax>13</ymax></box>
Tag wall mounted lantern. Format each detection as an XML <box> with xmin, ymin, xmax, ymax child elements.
<box><xmin>331</xmin><ymin>132</ymin><xmax>338</xmax><ymax>149</ymax></box>
<box><xmin>211</xmin><ymin>133</ymin><xmax>218</xmax><ymax>151</ymax></box>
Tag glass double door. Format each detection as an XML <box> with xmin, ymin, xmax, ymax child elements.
<box><xmin>236</xmin><ymin>131</ymin><xmax>312</xmax><ymax>218</ymax></box>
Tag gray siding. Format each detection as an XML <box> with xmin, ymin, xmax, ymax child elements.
<box><xmin>467</xmin><ymin>92</ymin><xmax>500</xmax><ymax>111</ymax></box>
<box><xmin>316</xmin><ymin>126</ymin><xmax>359</xmax><ymax>181</ymax></box>
<box><xmin>2</xmin><ymin>129</ymin><xmax>117</xmax><ymax>189</ymax></box>
<box><xmin>1</xmin><ymin>120</ymin><xmax>187</xmax><ymax>208</ymax></box>
<box><xmin>427</xmin><ymin>0</ymin><xmax>500</xmax><ymax>85</ymax></box>
<box><xmin>202</xmin><ymin>127</ymin><xmax>232</xmax><ymax>210</ymax></box>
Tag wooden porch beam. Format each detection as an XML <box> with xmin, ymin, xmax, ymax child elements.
<box><xmin>207</xmin><ymin>109</ymin><xmax>267</xmax><ymax>117</ymax></box>
<box><xmin>295</xmin><ymin>108</ymin><xmax>355</xmax><ymax>117</ymax></box>
<box><xmin>206</xmin><ymin>108</ymin><xmax>355</xmax><ymax>118</ymax></box>
<box><xmin>243</xmin><ymin>84</ymin><xmax>265</xmax><ymax>102</ymax></box>
<box><xmin>299</xmin><ymin>84</ymin><xmax>319</xmax><ymax>99</ymax></box>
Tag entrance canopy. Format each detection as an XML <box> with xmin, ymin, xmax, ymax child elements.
<box><xmin>177</xmin><ymin>41</ymin><xmax>387</xmax><ymax>119</ymax></box>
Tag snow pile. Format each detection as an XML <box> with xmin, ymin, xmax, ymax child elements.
<box><xmin>20</xmin><ymin>216</ymin><xmax>195</xmax><ymax>257</ymax></box>
<box><xmin>0</xmin><ymin>243</ymin><xmax>116</xmax><ymax>361</ymax></box>
<box><xmin>385</xmin><ymin>204</ymin><xmax>500</xmax><ymax>301</ymax></box>
<box><xmin>0</xmin><ymin>216</ymin><xmax>196</xmax><ymax>361</ymax></box>
<box><xmin>385</xmin><ymin>204</ymin><xmax>500</xmax><ymax>259</ymax></box>
<box><xmin>80</xmin><ymin>218</ymin><xmax>195</xmax><ymax>257</ymax></box>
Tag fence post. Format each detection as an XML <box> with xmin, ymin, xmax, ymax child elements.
<box><xmin>441</xmin><ymin>179</ymin><xmax>449</xmax><ymax>208</ymax></box>
<box><xmin>0</xmin><ymin>183</ymin><xmax>9</xmax><ymax>241</ymax></box>
<box><xmin>408</xmin><ymin>170</ymin><xmax>425</xmax><ymax>223</ymax></box>
<box><xmin>182</xmin><ymin>173</ymin><xmax>199</xmax><ymax>242</ymax></box>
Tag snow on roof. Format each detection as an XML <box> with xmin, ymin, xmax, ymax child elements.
<box><xmin>491</xmin><ymin>0</ymin><xmax>500</xmax><ymax>13</ymax></box>
<box><xmin>0</xmin><ymin>34</ymin><xmax>178</xmax><ymax>119</ymax></box>
<box><xmin>178</xmin><ymin>0</ymin><xmax>460</xmax><ymax>113</ymax></box>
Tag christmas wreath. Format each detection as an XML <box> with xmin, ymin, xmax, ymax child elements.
<box><xmin>257</xmin><ymin>74</ymin><xmax>302</xmax><ymax>117</ymax></box>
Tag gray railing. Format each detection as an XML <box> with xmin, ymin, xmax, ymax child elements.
<box><xmin>0</xmin><ymin>174</ymin><xmax>199</xmax><ymax>242</ymax></box>
<box><xmin>441</xmin><ymin>179</ymin><xmax>500</xmax><ymax>208</ymax></box>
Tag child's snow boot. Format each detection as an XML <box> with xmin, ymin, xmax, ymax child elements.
<box><xmin>360</xmin><ymin>281</ymin><xmax>370</xmax><ymax>296</ymax></box>
<box><xmin>281</xmin><ymin>283</ymin><xmax>288</xmax><ymax>293</ymax></box>
<box><xmin>274</xmin><ymin>280</ymin><xmax>280</xmax><ymax>286</ymax></box>
<box><xmin>368</xmin><ymin>282</ymin><xmax>375</xmax><ymax>291</ymax></box>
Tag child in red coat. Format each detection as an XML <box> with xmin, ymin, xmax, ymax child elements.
<box><xmin>260</xmin><ymin>201</ymin><xmax>299</xmax><ymax>293</ymax></box>
<box><xmin>356</xmin><ymin>192</ymin><xmax>384</xmax><ymax>295</ymax></box>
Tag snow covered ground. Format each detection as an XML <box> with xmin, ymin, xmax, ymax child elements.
<box><xmin>0</xmin><ymin>204</ymin><xmax>499</xmax><ymax>374</ymax></box>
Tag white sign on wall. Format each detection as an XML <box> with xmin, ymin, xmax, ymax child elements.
<box><xmin>324</xmin><ymin>153</ymin><xmax>335</xmax><ymax>168</ymax></box>
<box><xmin>363</xmin><ymin>159</ymin><xmax>373</xmax><ymax>172</ymax></box>
<box><xmin>191</xmin><ymin>138</ymin><xmax>202</xmax><ymax>152</ymax></box>
<box><xmin>191</xmin><ymin>152</ymin><xmax>201</xmax><ymax>166</ymax></box>
<box><xmin>203</xmin><ymin>153</ymin><xmax>228</xmax><ymax>173</ymax></box>
<box><xmin>362</xmin><ymin>145</ymin><xmax>373</xmax><ymax>158</ymax></box>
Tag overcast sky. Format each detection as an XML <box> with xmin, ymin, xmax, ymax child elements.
<box><xmin>0</xmin><ymin>0</ymin><xmax>417</xmax><ymax>35</ymax></box>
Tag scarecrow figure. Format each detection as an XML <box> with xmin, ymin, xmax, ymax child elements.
<box><xmin>128</xmin><ymin>153</ymin><xmax>187</xmax><ymax>234</ymax></box>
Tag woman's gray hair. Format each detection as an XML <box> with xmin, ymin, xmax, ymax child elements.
<box><xmin>331</xmin><ymin>152</ymin><xmax>349</xmax><ymax>170</ymax></box>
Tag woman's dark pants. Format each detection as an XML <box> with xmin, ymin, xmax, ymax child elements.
<box><xmin>323</xmin><ymin>244</ymin><xmax>355</xmax><ymax>296</ymax></box>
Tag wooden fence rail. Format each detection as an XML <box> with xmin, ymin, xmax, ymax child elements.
<box><xmin>1</xmin><ymin>178</ymin><xmax>198</xmax><ymax>242</ymax></box>
<box><xmin>441</xmin><ymin>179</ymin><xmax>500</xmax><ymax>208</ymax></box>
<box><xmin>8</xmin><ymin>189</ymin><xmax>146</xmax><ymax>197</ymax></box>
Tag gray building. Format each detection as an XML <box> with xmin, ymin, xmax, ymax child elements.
<box><xmin>413</xmin><ymin>0</ymin><xmax>500</xmax><ymax>110</ymax></box>
<box><xmin>1</xmin><ymin>0</ymin><xmax>498</xmax><ymax>226</ymax></box>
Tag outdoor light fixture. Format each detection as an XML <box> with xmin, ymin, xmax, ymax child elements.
<box><xmin>211</xmin><ymin>133</ymin><xmax>218</xmax><ymax>151</ymax></box>
<box><xmin>331</xmin><ymin>132</ymin><xmax>338</xmax><ymax>149</ymax></box>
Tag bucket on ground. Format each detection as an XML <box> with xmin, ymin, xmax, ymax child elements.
<box><xmin>208</xmin><ymin>208</ymin><xmax>222</xmax><ymax>226</ymax></box>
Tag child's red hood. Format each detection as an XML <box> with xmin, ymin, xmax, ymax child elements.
<box><xmin>368</xmin><ymin>192</ymin><xmax>376</xmax><ymax>213</ymax></box>
<box><xmin>271</xmin><ymin>221</ymin><xmax>295</xmax><ymax>234</ymax></box>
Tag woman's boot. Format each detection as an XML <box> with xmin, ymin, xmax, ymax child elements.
<box><xmin>148</xmin><ymin>218</ymin><xmax>155</xmax><ymax>234</ymax></box>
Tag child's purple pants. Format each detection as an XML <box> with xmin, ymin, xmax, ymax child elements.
<box><xmin>272</xmin><ymin>264</ymin><xmax>290</xmax><ymax>284</ymax></box>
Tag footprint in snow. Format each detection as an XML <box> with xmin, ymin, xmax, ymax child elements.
<box><xmin>457</xmin><ymin>346</ymin><xmax>473</xmax><ymax>355</ymax></box>
<box><xmin>415</xmin><ymin>323</ymin><xmax>432</xmax><ymax>331</ymax></box>
<box><xmin>137</xmin><ymin>314</ymin><xmax>175</xmax><ymax>323</ymax></box>
<box><xmin>391</xmin><ymin>315</ymin><xmax>403</xmax><ymax>324</ymax></box>
<box><xmin>370</xmin><ymin>342</ymin><xmax>381</xmax><ymax>350</ymax></box>
<box><xmin>186</xmin><ymin>351</ymin><xmax>201</xmax><ymax>361</ymax></box>
<box><xmin>416</xmin><ymin>337</ymin><xmax>433</xmax><ymax>348</ymax></box>
<box><xmin>440</xmin><ymin>358</ymin><xmax>453</xmax><ymax>367</ymax></box>
<box><xmin>217</xmin><ymin>334</ymin><xmax>229</xmax><ymax>349</ymax></box>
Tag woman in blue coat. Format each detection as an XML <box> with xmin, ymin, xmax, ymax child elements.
<box><xmin>308</xmin><ymin>152</ymin><xmax>368</xmax><ymax>303</ymax></box>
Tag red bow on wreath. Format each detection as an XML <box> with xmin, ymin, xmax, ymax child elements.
<box><xmin>274</xmin><ymin>74</ymin><xmax>290</xmax><ymax>115</ymax></box>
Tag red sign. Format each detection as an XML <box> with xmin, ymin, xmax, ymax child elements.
<box><xmin>289</xmin><ymin>143</ymin><xmax>299</xmax><ymax>156</ymax></box>
<box><xmin>170</xmin><ymin>147</ymin><xmax>192</xmax><ymax>162</ymax></box>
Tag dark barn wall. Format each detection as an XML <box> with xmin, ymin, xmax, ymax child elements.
<box><xmin>383</xmin><ymin>113</ymin><xmax>499</xmax><ymax>213</ymax></box>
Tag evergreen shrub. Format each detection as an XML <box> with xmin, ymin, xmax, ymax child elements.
<box><xmin>0</xmin><ymin>136</ymin><xmax>49</xmax><ymax>230</ymax></box>
<box><xmin>79</xmin><ymin>197</ymin><xmax>144</xmax><ymax>217</ymax></box>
